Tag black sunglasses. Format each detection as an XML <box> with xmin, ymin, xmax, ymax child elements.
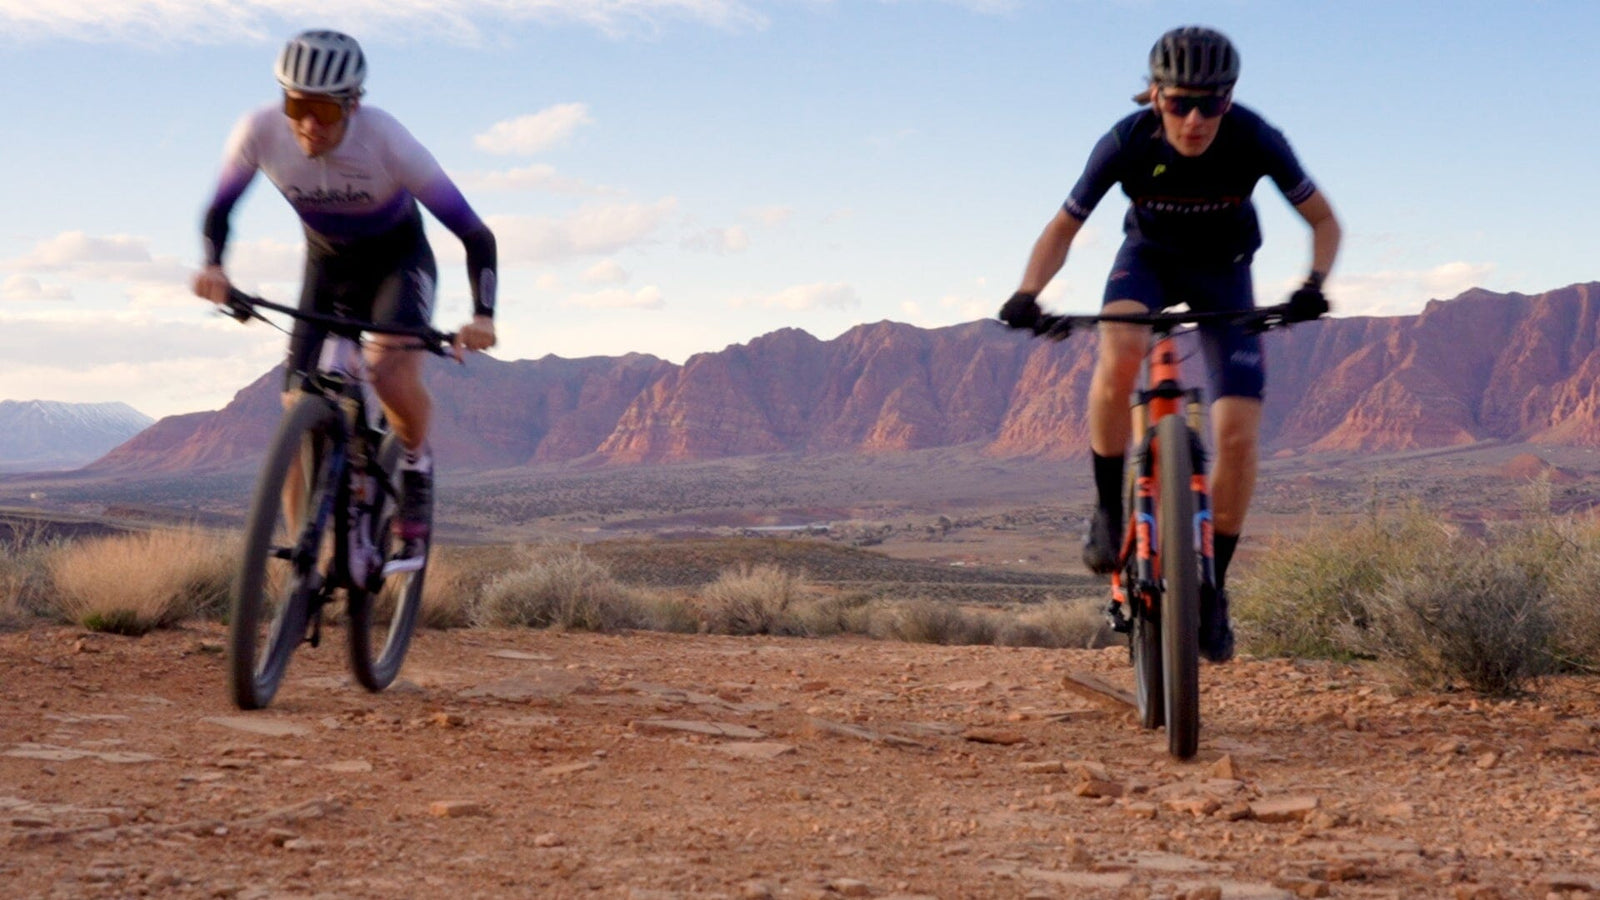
<box><xmin>1157</xmin><ymin>91</ymin><xmax>1230</xmax><ymax>119</ymax></box>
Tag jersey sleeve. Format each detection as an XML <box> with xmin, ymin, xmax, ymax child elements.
<box><xmin>1256</xmin><ymin>122</ymin><xmax>1316</xmax><ymax>206</ymax></box>
<box><xmin>1063</xmin><ymin>127</ymin><xmax>1125</xmax><ymax>221</ymax></box>
<box><xmin>383</xmin><ymin>119</ymin><xmax>499</xmax><ymax>318</ymax></box>
<box><xmin>200</xmin><ymin>113</ymin><xmax>263</xmax><ymax>266</ymax></box>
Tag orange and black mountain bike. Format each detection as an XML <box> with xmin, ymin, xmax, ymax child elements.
<box><xmin>1025</xmin><ymin>303</ymin><xmax>1296</xmax><ymax>759</ymax></box>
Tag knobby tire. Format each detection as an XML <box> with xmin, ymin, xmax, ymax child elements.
<box><xmin>1127</xmin><ymin>477</ymin><xmax>1164</xmax><ymax>730</ymax></box>
<box><xmin>347</xmin><ymin>435</ymin><xmax>428</xmax><ymax>691</ymax></box>
<box><xmin>1156</xmin><ymin>414</ymin><xmax>1201</xmax><ymax>759</ymax></box>
<box><xmin>229</xmin><ymin>396</ymin><xmax>339</xmax><ymax>710</ymax></box>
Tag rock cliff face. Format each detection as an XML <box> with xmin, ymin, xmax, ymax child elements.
<box><xmin>86</xmin><ymin>283</ymin><xmax>1600</xmax><ymax>473</ymax></box>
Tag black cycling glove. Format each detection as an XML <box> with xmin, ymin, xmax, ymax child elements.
<box><xmin>998</xmin><ymin>291</ymin><xmax>1042</xmax><ymax>331</ymax></box>
<box><xmin>1284</xmin><ymin>275</ymin><xmax>1330</xmax><ymax>323</ymax></box>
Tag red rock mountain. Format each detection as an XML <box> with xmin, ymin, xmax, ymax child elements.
<box><xmin>89</xmin><ymin>283</ymin><xmax>1600</xmax><ymax>473</ymax></box>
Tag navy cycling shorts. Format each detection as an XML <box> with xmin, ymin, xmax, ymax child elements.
<box><xmin>285</xmin><ymin>228</ymin><xmax>437</xmax><ymax>391</ymax></box>
<box><xmin>1102</xmin><ymin>242</ymin><xmax>1264</xmax><ymax>400</ymax></box>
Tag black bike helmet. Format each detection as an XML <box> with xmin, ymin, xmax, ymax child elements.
<box><xmin>1148</xmin><ymin>26</ymin><xmax>1239</xmax><ymax>89</ymax></box>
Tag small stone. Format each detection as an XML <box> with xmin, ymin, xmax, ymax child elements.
<box><xmin>1248</xmin><ymin>796</ymin><xmax>1318</xmax><ymax>823</ymax></box>
<box><xmin>265</xmin><ymin>829</ymin><xmax>298</xmax><ymax>847</ymax></box>
<box><xmin>1018</xmin><ymin>760</ymin><xmax>1064</xmax><ymax>774</ymax></box>
<box><xmin>1185</xmin><ymin>887</ymin><xmax>1223</xmax><ymax>900</ymax></box>
<box><xmin>533</xmin><ymin>832</ymin><xmax>563</xmax><ymax>847</ymax></box>
<box><xmin>828</xmin><ymin>878</ymin><xmax>871</xmax><ymax>898</ymax></box>
<box><xmin>1474</xmin><ymin>752</ymin><xmax>1499</xmax><ymax>770</ymax></box>
<box><xmin>542</xmin><ymin>761</ymin><xmax>598</xmax><ymax>777</ymax></box>
<box><xmin>1375</xmin><ymin>801</ymin><xmax>1415</xmax><ymax>822</ymax></box>
<box><xmin>1123</xmin><ymin>801</ymin><xmax>1158</xmax><ymax>819</ymax></box>
<box><xmin>1075</xmin><ymin>779</ymin><xmax>1125</xmax><ymax>799</ymax></box>
<box><xmin>281</xmin><ymin>838</ymin><xmax>323</xmax><ymax>852</ymax></box>
<box><xmin>430</xmin><ymin>712</ymin><xmax>467</xmax><ymax>728</ymax></box>
<box><xmin>429</xmin><ymin>800</ymin><xmax>487</xmax><ymax>818</ymax></box>
<box><xmin>741</xmin><ymin>882</ymin><xmax>775</xmax><ymax>900</ymax></box>
<box><xmin>1210</xmin><ymin>754</ymin><xmax>1239</xmax><ymax>780</ymax></box>
<box><xmin>1432</xmin><ymin>738</ymin><xmax>1466</xmax><ymax>755</ymax></box>
<box><xmin>963</xmin><ymin>728</ymin><xmax>1027</xmax><ymax>745</ymax></box>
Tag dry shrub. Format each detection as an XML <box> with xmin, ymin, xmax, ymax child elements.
<box><xmin>1234</xmin><ymin>507</ymin><xmax>1444</xmax><ymax>659</ymax></box>
<box><xmin>999</xmin><ymin>598</ymin><xmax>1118</xmax><ymax>649</ymax></box>
<box><xmin>696</xmin><ymin>564</ymin><xmax>815</xmax><ymax>636</ymax></box>
<box><xmin>793</xmin><ymin>592</ymin><xmax>877</xmax><ymax>638</ymax></box>
<box><xmin>475</xmin><ymin>546</ymin><xmax>642</xmax><ymax>632</ymax></box>
<box><xmin>416</xmin><ymin>549</ymin><xmax>476</xmax><ymax>629</ymax></box>
<box><xmin>48</xmin><ymin>528</ymin><xmax>237</xmax><ymax>635</ymax></box>
<box><xmin>0</xmin><ymin>523</ymin><xmax>59</xmax><ymax>630</ymax></box>
<box><xmin>886</xmin><ymin>599</ymin><xmax>1000</xmax><ymax>646</ymax></box>
<box><xmin>1500</xmin><ymin>516</ymin><xmax>1600</xmax><ymax>674</ymax></box>
<box><xmin>634</xmin><ymin>591</ymin><xmax>701</xmax><ymax>634</ymax></box>
<box><xmin>1351</xmin><ymin>547</ymin><xmax>1554</xmax><ymax>695</ymax></box>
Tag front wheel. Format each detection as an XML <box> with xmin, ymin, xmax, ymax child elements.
<box><xmin>1156</xmin><ymin>413</ymin><xmax>1201</xmax><ymax>760</ymax></box>
<box><xmin>229</xmin><ymin>396</ymin><xmax>339</xmax><ymax>710</ymax></box>
<box><xmin>347</xmin><ymin>434</ymin><xmax>428</xmax><ymax>692</ymax></box>
<box><xmin>1130</xmin><ymin>598</ymin><xmax>1165</xmax><ymax>730</ymax></box>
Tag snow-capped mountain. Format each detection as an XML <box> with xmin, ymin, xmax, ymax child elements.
<box><xmin>0</xmin><ymin>400</ymin><xmax>154</xmax><ymax>472</ymax></box>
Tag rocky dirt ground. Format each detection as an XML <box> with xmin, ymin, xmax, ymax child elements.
<box><xmin>4</xmin><ymin>624</ymin><xmax>1600</xmax><ymax>899</ymax></box>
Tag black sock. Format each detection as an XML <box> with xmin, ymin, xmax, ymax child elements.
<box><xmin>1214</xmin><ymin>531</ymin><xmax>1240</xmax><ymax>590</ymax></box>
<box><xmin>1092</xmin><ymin>452</ymin><xmax>1125</xmax><ymax>528</ymax></box>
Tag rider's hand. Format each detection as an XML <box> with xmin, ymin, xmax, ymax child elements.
<box><xmin>454</xmin><ymin>316</ymin><xmax>496</xmax><ymax>361</ymax></box>
<box><xmin>193</xmin><ymin>265</ymin><xmax>232</xmax><ymax>305</ymax></box>
<box><xmin>998</xmin><ymin>291</ymin><xmax>1042</xmax><ymax>331</ymax></box>
<box><xmin>1283</xmin><ymin>280</ymin><xmax>1330</xmax><ymax>323</ymax></box>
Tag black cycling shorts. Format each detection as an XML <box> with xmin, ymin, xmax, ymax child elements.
<box><xmin>284</xmin><ymin>226</ymin><xmax>437</xmax><ymax>391</ymax></box>
<box><xmin>1102</xmin><ymin>241</ymin><xmax>1265</xmax><ymax>400</ymax></box>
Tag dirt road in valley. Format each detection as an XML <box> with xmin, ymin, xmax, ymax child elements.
<box><xmin>3</xmin><ymin>624</ymin><xmax>1599</xmax><ymax>899</ymax></box>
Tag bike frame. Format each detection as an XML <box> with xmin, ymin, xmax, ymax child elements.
<box><xmin>1110</xmin><ymin>333</ymin><xmax>1216</xmax><ymax>628</ymax></box>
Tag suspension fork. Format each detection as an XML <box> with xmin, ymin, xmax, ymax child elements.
<box><xmin>1186</xmin><ymin>388</ymin><xmax>1217</xmax><ymax>592</ymax></box>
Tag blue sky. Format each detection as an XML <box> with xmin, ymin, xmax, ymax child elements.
<box><xmin>1</xmin><ymin>0</ymin><xmax>1596</xmax><ymax>418</ymax></box>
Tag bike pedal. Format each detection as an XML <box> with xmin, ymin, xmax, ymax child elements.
<box><xmin>1105</xmin><ymin>602</ymin><xmax>1132</xmax><ymax>634</ymax></box>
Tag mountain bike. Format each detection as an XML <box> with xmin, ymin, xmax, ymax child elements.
<box><xmin>220</xmin><ymin>289</ymin><xmax>456</xmax><ymax>710</ymax></box>
<box><xmin>1023</xmin><ymin>303</ymin><xmax>1295</xmax><ymax>759</ymax></box>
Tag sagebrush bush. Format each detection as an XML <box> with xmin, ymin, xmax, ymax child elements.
<box><xmin>1499</xmin><ymin>517</ymin><xmax>1600</xmax><ymax>674</ymax></box>
<box><xmin>696</xmin><ymin>564</ymin><xmax>814</xmax><ymax>636</ymax></box>
<box><xmin>1234</xmin><ymin>507</ymin><xmax>1446</xmax><ymax>659</ymax></box>
<box><xmin>416</xmin><ymin>550</ymin><xmax>476</xmax><ymax>630</ymax></box>
<box><xmin>1351</xmin><ymin>547</ymin><xmax>1554</xmax><ymax>695</ymax></box>
<box><xmin>1000</xmin><ymin>598</ymin><xmax>1118</xmax><ymax>649</ymax></box>
<box><xmin>886</xmin><ymin>599</ymin><xmax>1001</xmax><ymax>646</ymax></box>
<box><xmin>0</xmin><ymin>523</ymin><xmax>59</xmax><ymax>630</ymax></box>
<box><xmin>48</xmin><ymin>528</ymin><xmax>237</xmax><ymax>635</ymax></box>
<box><xmin>475</xmin><ymin>546</ymin><xmax>643</xmax><ymax>632</ymax></box>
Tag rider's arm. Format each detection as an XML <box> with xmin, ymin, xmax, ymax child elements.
<box><xmin>196</xmin><ymin>113</ymin><xmax>264</xmax><ymax>302</ymax></box>
<box><xmin>1019</xmin><ymin>209</ymin><xmax>1085</xmax><ymax>295</ymax></box>
<box><xmin>380</xmin><ymin>115</ymin><xmax>498</xmax><ymax>321</ymax></box>
<box><xmin>1017</xmin><ymin>125</ymin><xmax>1122</xmax><ymax>295</ymax></box>
<box><xmin>1293</xmin><ymin>189</ymin><xmax>1341</xmax><ymax>284</ymax></box>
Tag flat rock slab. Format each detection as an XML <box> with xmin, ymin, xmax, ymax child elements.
<box><xmin>707</xmin><ymin>742</ymin><xmax>797</xmax><ymax>760</ymax></box>
<box><xmin>201</xmin><ymin>716</ymin><xmax>312</xmax><ymax>738</ymax></box>
<box><xmin>458</xmin><ymin>671</ymin><xmax>598</xmax><ymax>702</ymax></box>
<box><xmin>3</xmin><ymin>744</ymin><xmax>160</xmax><ymax>764</ymax></box>
<box><xmin>633</xmin><ymin>719</ymin><xmax>766</xmax><ymax>739</ymax></box>
<box><xmin>487</xmin><ymin>650</ymin><xmax>555</xmax><ymax>662</ymax></box>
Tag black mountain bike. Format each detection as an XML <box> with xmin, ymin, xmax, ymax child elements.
<box><xmin>221</xmin><ymin>289</ymin><xmax>456</xmax><ymax>710</ymax></box>
<box><xmin>1022</xmin><ymin>303</ymin><xmax>1295</xmax><ymax>759</ymax></box>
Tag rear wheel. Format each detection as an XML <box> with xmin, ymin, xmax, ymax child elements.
<box><xmin>1156</xmin><ymin>414</ymin><xmax>1201</xmax><ymax>759</ymax></box>
<box><xmin>347</xmin><ymin>434</ymin><xmax>428</xmax><ymax>691</ymax></box>
<box><xmin>230</xmin><ymin>397</ymin><xmax>338</xmax><ymax>710</ymax></box>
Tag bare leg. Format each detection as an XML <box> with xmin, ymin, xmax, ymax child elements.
<box><xmin>1088</xmin><ymin>299</ymin><xmax>1152</xmax><ymax>457</ymax></box>
<box><xmin>1208</xmin><ymin>396</ymin><xmax>1262</xmax><ymax>536</ymax></box>
<box><xmin>366</xmin><ymin>340</ymin><xmax>430</xmax><ymax>454</ymax></box>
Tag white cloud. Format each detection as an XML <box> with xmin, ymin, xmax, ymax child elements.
<box><xmin>0</xmin><ymin>1</ymin><xmax>770</xmax><ymax>42</ymax></box>
<box><xmin>474</xmin><ymin>104</ymin><xmax>594</xmax><ymax>155</ymax></box>
<box><xmin>746</xmin><ymin>205</ymin><xmax>793</xmax><ymax>227</ymax></box>
<box><xmin>582</xmin><ymin>260</ymin><xmax>630</xmax><ymax>285</ymax></box>
<box><xmin>4</xmin><ymin>230</ymin><xmax>190</xmax><ymax>288</ymax></box>
<box><xmin>487</xmin><ymin>198</ymin><xmax>678</xmax><ymax>265</ymax></box>
<box><xmin>535</xmin><ymin>273</ymin><xmax>562</xmax><ymax>292</ymax></box>
<box><xmin>1289</xmin><ymin>261</ymin><xmax>1497</xmax><ymax>318</ymax></box>
<box><xmin>731</xmin><ymin>282</ymin><xmax>859</xmax><ymax>312</ymax></box>
<box><xmin>681</xmin><ymin>225</ymin><xmax>750</xmax><ymax>254</ymax></box>
<box><xmin>563</xmin><ymin>285</ymin><xmax>664</xmax><ymax>310</ymax></box>
<box><xmin>1</xmin><ymin>276</ymin><xmax>72</xmax><ymax>302</ymax></box>
<box><xmin>454</xmin><ymin>163</ymin><xmax>615</xmax><ymax>195</ymax></box>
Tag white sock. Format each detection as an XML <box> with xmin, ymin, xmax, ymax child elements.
<box><xmin>400</xmin><ymin>447</ymin><xmax>432</xmax><ymax>473</ymax></box>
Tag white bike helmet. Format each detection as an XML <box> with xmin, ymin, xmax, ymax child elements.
<box><xmin>275</xmin><ymin>29</ymin><xmax>366</xmax><ymax>98</ymax></box>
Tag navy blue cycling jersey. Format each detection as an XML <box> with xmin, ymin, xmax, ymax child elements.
<box><xmin>1064</xmin><ymin>103</ymin><xmax>1315</xmax><ymax>263</ymax></box>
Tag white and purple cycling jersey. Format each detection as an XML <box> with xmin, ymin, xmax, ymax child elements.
<box><xmin>202</xmin><ymin>103</ymin><xmax>496</xmax><ymax>317</ymax></box>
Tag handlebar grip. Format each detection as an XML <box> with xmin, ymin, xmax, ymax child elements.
<box><xmin>222</xmin><ymin>288</ymin><xmax>254</xmax><ymax>323</ymax></box>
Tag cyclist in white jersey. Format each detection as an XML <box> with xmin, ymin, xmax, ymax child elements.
<box><xmin>192</xmin><ymin>29</ymin><xmax>497</xmax><ymax>554</ymax></box>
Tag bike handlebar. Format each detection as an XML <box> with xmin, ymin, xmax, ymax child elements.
<box><xmin>1019</xmin><ymin>302</ymin><xmax>1304</xmax><ymax>342</ymax></box>
<box><xmin>223</xmin><ymin>288</ymin><xmax>458</xmax><ymax>357</ymax></box>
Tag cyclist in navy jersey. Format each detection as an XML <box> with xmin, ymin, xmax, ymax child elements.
<box><xmin>999</xmin><ymin>26</ymin><xmax>1342</xmax><ymax>662</ymax></box>
<box><xmin>192</xmin><ymin>29</ymin><xmax>498</xmax><ymax>557</ymax></box>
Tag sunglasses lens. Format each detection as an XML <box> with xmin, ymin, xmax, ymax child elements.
<box><xmin>284</xmin><ymin>95</ymin><xmax>344</xmax><ymax>125</ymax></box>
